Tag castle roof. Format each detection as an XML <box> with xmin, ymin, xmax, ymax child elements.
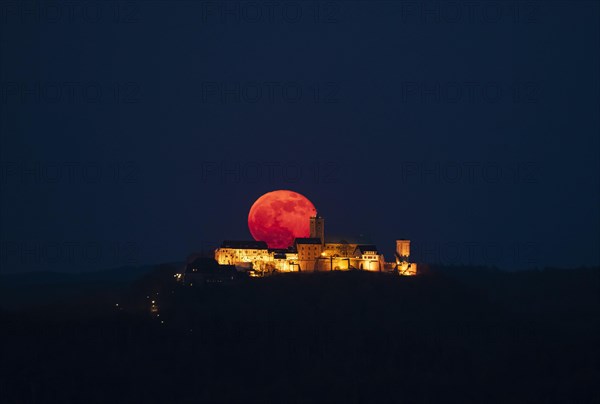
<box><xmin>356</xmin><ymin>245</ymin><xmax>379</xmax><ymax>254</ymax></box>
<box><xmin>294</xmin><ymin>238</ymin><xmax>322</xmax><ymax>245</ymax></box>
<box><xmin>220</xmin><ymin>240</ymin><xmax>268</xmax><ymax>249</ymax></box>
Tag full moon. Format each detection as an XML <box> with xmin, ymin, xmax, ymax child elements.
<box><xmin>248</xmin><ymin>190</ymin><xmax>317</xmax><ymax>249</ymax></box>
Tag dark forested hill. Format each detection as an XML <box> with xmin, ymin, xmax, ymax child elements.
<box><xmin>1</xmin><ymin>266</ymin><xmax>598</xmax><ymax>403</ymax></box>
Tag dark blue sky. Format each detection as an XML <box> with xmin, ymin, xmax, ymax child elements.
<box><xmin>1</xmin><ymin>1</ymin><xmax>598</xmax><ymax>272</ymax></box>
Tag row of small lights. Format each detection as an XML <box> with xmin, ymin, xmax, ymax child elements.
<box><xmin>147</xmin><ymin>292</ymin><xmax>163</xmax><ymax>324</ymax></box>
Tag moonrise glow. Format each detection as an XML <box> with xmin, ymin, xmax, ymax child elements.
<box><xmin>247</xmin><ymin>190</ymin><xmax>317</xmax><ymax>249</ymax></box>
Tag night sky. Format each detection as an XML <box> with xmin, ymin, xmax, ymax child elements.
<box><xmin>1</xmin><ymin>1</ymin><xmax>598</xmax><ymax>272</ymax></box>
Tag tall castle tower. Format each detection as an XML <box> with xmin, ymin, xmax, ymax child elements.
<box><xmin>310</xmin><ymin>213</ymin><xmax>325</xmax><ymax>245</ymax></box>
<box><xmin>396</xmin><ymin>240</ymin><xmax>411</xmax><ymax>261</ymax></box>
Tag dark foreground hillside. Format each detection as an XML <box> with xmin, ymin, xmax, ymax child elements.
<box><xmin>1</xmin><ymin>266</ymin><xmax>599</xmax><ymax>403</ymax></box>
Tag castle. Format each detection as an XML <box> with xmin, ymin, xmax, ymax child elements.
<box><xmin>214</xmin><ymin>214</ymin><xmax>417</xmax><ymax>276</ymax></box>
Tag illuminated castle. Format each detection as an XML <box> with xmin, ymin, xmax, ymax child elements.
<box><xmin>214</xmin><ymin>213</ymin><xmax>417</xmax><ymax>276</ymax></box>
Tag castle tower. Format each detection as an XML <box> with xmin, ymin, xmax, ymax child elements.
<box><xmin>310</xmin><ymin>213</ymin><xmax>325</xmax><ymax>245</ymax></box>
<box><xmin>396</xmin><ymin>240</ymin><xmax>410</xmax><ymax>261</ymax></box>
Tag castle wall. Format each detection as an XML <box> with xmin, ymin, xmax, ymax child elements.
<box><xmin>213</xmin><ymin>227</ymin><xmax>416</xmax><ymax>276</ymax></box>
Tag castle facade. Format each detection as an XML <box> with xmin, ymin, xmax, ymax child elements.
<box><xmin>215</xmin><ymin>214</ymin><xmax>417</xmax><ymax>276</ymax></box>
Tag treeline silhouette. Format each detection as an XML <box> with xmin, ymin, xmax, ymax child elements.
<box><xmin>1</xmin><ymin>265</ymin><xmax>598</xmax><ymax>403</ymax></box>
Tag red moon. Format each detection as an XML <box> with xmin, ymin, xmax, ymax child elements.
<box><xmin>248</xmin><ymin>190</ymin><xmax>317</xmax><ymax>249</ymax></box>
